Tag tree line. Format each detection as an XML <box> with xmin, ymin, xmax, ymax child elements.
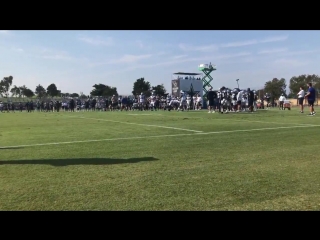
<box><xmin>0</xmin><ymin>76</ymin><xmax>167</xmax><ymax>101</ymax></box>
<box><xmin>0</xmin><ymin>74</ymin><xmax>318</xmax><ymax>101</ymax></box>
<box><xmin>0</xmin><ymin>76</ymin><xmax>83</xmax><ymax>100</ymax></box>
<box><xmin>255</xmin><ymin>74</ymin><xmax>320</xmax><ymax>101</ymax></box>
<box><xmin>89</xmin><ymin>78</ymin><xmax>166</xmax><ymax>98</ymax></box>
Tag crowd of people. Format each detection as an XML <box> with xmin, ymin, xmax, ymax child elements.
<box><xmin>0</xmin><ymin>83</ymin><xmax>316</xmax><ymax>115</ymax></box>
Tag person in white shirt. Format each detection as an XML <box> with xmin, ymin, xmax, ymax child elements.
<box><xmin>278</xmin><ymin>94</ymin><xmax>286</xmax><ymax>110</ymax></box>
<box><xmin>192</xmin><ymin>95</ymin><xmax>197</xmax><ymax>110</ymax></box>
<box><xmin>196</xmin><ymin>95</ymin><xmax>202</xmax><ymax>110</ymax></box>
<box><xmin>297</xmin><ymin>86</ymin><xmax>305</xmax><ymax>113</ymax></box>
<box><xmin>236</xmin><ymin>91</ymin><xmax>243</xmax><ymax>112</ymax></box>
<box><xmin>178</xmin><ymin>90</ymin><xmax>187</xmax><ymax>111</ymax></box>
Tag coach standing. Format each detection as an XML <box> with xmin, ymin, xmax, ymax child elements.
<box><xmin>207</xmin><ymin>87</ymin><xmax>215</xmax><ymax>113</ymax></box>
<box><xmin>278</xmin><ymin>94</ymin><xmax>286</xmax><ymax>110</ymax></box>
<box><xmin>297</xmin><ymin>86</ymin><xmax>305</xmax><ymax>113</ymax></box>
<box><xmin>305</xmin><ymin>82</ymin><xmax>316</xmax><ymax>116</ymax></box>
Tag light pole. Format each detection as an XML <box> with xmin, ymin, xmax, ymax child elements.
<box><xmin>236</xmin><ymin>79</ymin><xmax>239</xmax><ymax>89</ymax></box>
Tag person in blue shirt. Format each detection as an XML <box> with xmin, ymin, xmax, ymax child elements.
<box><xmin>304</xmin><ymin>82</ymin><xmax>316</xmax><ymax>116</ymax></box>
<box><xmin>121</xmin><ymin>96</ymin><xmax>128</xmax><ymax>111</ymax></box>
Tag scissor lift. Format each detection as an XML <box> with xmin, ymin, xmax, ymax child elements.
<box><xmin>198</xmin><ymin>63</ymin><xmax>216</xmax><ymax>98</ymax></box>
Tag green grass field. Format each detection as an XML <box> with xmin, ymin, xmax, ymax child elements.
<box><xmin>1</xmin><ymin>107</ymin><xmax>319</xmax><ymax>210</ymax></box>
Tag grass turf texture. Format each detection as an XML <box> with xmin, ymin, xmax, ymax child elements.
<box><xmin>0</xmin><ymin>107</ymin><xmax>319</xmax><ymax>210</ymax></box>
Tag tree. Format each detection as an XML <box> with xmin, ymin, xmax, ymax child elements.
<box><xmin>35</xmin><ymin>84</ymin><xmax>47</xmax><ymax>99</ymax></box>
<box><xmin>10</xmin><ymin>85</ymin><xmax>20</xmax><ymax>97</ymax></box>
<box><xmin>132</xmin><ymin>77</ymin><xmax>151</xmax><ymax>97</ymax></box>
<box><xmin>46</xmin><ymin>83</ymin><xmax>60</xmax><ymax>97</ymax></box>
<box><xmin>264</xmin><ymin>78</ymin><xmax>286</xmax><ymax>102</ymax></box>
<box><xmin>289</xmin><ymin>74</ymin><xmax>320</xmax><ymax>96</ymax></box>
<box><xmin>0</xmin><ymin>84</ymin><xmax>4</xmax><ymax>97</ymax></box>
<box><xmin>152</xmin><ymin>84</ymin><xmax>166</xmax><ymax>96</ymax></box>
<box><xmin>287</xmin><ymin>92</ymin><xmax>295</xmax><ymax>98</ymax></box>
<box><xmin>19</xmin><ymin>85</ymin><xmax>27</xmax><ymax>98</ymax></box>
<box><xmin>256</xmin><ymin>88</ymin><xmax>265</xmax><ymax>100</ymax></box>
<box><xmin>90</xmin><ymin>84</ymin><xmax>118</xmax><ymax>97</ymax></box>
<box><xmin>23</xmin><ymin>88</ymin><xmax>35</xmax><ymax>98</ymax></box>
<box><xmin>70</xmin><ymin>93</ymin><xmax>79</xmax><ymax>98</ymax></box>
<box><xmin>0</xmin><ymin>76</ymin><xmax>13</xmax><ymax>98</ymax></box>
<box><xmin>61</xmin><ymin>93</ymin><xmax>70</xmax><ymax>98</ymax></box>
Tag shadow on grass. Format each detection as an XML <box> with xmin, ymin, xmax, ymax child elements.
<box><xmin>0</xmin><ymin>157</ymin><xmax>158</xmax><ymax>167</ymax></box>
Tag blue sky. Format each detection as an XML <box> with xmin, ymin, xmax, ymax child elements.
<box><xmin>0</xmin><ymin>30</ymin><xmax>319</xmax><ymax>95</ymax></box>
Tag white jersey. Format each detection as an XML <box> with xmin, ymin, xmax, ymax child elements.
<box><xmin>193</xmin><ymin>96</ymin><xmax>197</xmax><ymax>103</ymax></box>
<box><xmin>186</xmin><ymin>96</ymin><xmax>191</xmax><ymax>102</ymax></box>
<box><xmin>180</xmin><ymin>93</ymin><xmax>186</xmax><ymax>101</ymax></box>
<box><xmin>237</xmin><ymin>91</ymin><xmax>243</xmax><ymax>102</ymax></box>
<box><xmin>150</xmin><ymin>95</ymin><xmax>156</xmax><ymax>106</ymax></box>
<box><xmin>139</xmin><ymin>94</ymin><xmax>145</xmax><ymax>103</ymax></box>
<box><xmin>197</xmin><ymin>97</ymin><xmax>202</xmax><ymax>103</ymax></box>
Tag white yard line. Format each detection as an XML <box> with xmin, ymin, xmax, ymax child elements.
<box><xmin>71</xmin><ymin>116</ymin><xmax>203</xmax><ymax>133</ymax></box>
<box><xmin>1</xmin><ymin>124</ymin><xmax>320</xmax><ymax>149</ymax></box>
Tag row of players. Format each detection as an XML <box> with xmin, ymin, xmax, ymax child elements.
<box><xmin>172</xmin><ymin>87</ymin><xmax>257</xmax><ymax>113</ymax></box>
<box><xmin>0</xmin><ymin>87</ymin><xmax>265</xmax><ymax>113</ymax></box>
<box><xmin>131</xmin><ymin>87</ymin><xmax>259</xmax><ymax>113</ymax></box>
<box><xmin>131</xmin><ymin>92</ymin><xmax>202</xmax><ymax>111</ymax></box>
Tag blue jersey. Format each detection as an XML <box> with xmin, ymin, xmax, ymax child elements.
<box><xmin>121</xmin><ymin>97</ymin><xmax>127</xmax><ymax>104</ymax></box>
<box><xmin>307</xmin><ymin>87</ymin><xmax>315</xmax><ymax>101</ymax></box>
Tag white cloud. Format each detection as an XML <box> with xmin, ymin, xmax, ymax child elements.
<box><xmin>220</xmin><ymin>40</ymin><xmax>258</xmax><ymax>48</ymax></box>
<box><xmin>88</xmin><ymin>54</ymin><xmax>152</xmax><ymax>67</ymax></box>
<box><xmin>172</xmin><ymin>54</ymin><xmax>188</xmax><ymax>59</ymax></box>
<box><xmin>29</xmin><ymin>48</ymin><xmax>88</xmax><ymax>62</ymax></box>
<box><xmin>260</xmin><ymin>36</ymin><xmax>288</xmax><ymax>43</ymax></box>
<box><xmin>116</xmin><ymin>54</ymin><xmax>152</xmax><ymax>63</ymax></box>
<box><xmin>281</xmin><ymin>50</ymin><xmax>320</xmax><ymax>56</ymax></box>
<box><xmin>221</xmin><ymin>36</ymin><xmax>288</xmax><ymax>48</ymax></box>
<box><xmin>216</xmin><ymin>52</ymin><xmax>251</xmax><ymax>59</ymax></box>
<box><xmin>78</xmin><ymin>36</ymin><xmax>113</xmax><ymax>46</ymax></box>
<box><xmin>38</xmin><ymin>48</ymin><xmax>73</xmax><ymax>60</ymax></box>
<box><xmin>257</xmin><ymin>48</ymin><xmax>288</xmax><ymax>54</ymax></box>
<box><xmin>180</xmin><ymin>35</ymin><xmax>289</xmax><ymax>52</ymax></box>
<box><xmin>179</xmin><ymin>43</ymin><xmax>219</xmax><ymax>52</ymax></box>
<box><xmin>122</xmin><ymin>51</ymin><xmax>251</xmax><ymax>70</ymax></box>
